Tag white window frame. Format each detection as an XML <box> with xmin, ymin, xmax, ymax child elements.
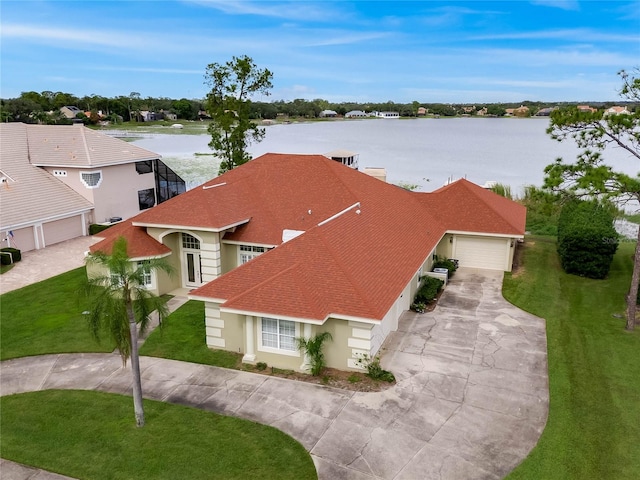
<box><xmin>258</xmin><ymin>317</ymin><xmax>300</xmax><ymax>357</ymax></box>
<box><xmin>137</xmin><ymin>260</ymin><xmax>153</xmax><ymax>288</ymax></box>
<box><xmin>239</xmin><ymin>244</ymin><xmax>266</xmax><ymax>265</ymax></box>
<box><xmin>80</xmin><ymin>170</ymin><xmax>103</xmax><ymax>189</ymax></box>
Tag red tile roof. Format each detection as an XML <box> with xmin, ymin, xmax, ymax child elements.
<box><xmin>423</xmin><ymin>179</ymin><xmax>526</xmax><ymax>235</ymax></box>
<box><xmin>94</xmin><ymin>153</ymin><xmax>526</xmax><ymax>322</ymax></box>
<box><xmin>89</xmin><ymin>220</ymin><xmax>171</xmax><ymax>259</ymax></box>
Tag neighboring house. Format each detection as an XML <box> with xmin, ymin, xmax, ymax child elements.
<box><xmin>374</xmin><ymin>111</ymin><xmax>400</xmax><ymax>118</ymax></box>
<box><xmin>417</xmin><ymin>107</ymin><xmax>427</xmax><ymax>116</ymax></box>
<box><xmin>577</xmin><ymin>105</ymin><xmax>597</xmax><ymax>113</ymax></box>
<box><xmin>319</xmin><ymin>110</ymin><xmax>338</xmax><ymax>118</ymax></box>
<box><xmin>90</xmin><ymin>153</ymin><xmax>526</xmax><ymax>373</ymax></box>
<box><xmin>604</xmin><ymin>106</ymin><xmax>631</xmax><ymax>116</ymax></box>
<box><xmin>59</xmin><ymin>106</ymin><xmax>82</xmax><ymax>119</ymax></box>
<box><xmin>325</xmin><ymin>149</ymin><xmax>359</xmax><ymax>169</ymax></box>
<box><xmin>535</xmin><ymin>107</ymin><xmax>555</xmax><ymax>116</ymax></box>
<box><xmin>0</xmin><ymin>123</ymin><xmax>185</xmax><ymax>252</ymax></box>
<box><xmin>345</xmin><ymin>110</ymin><xmax>368</xmax><ymax>118</ymax></box>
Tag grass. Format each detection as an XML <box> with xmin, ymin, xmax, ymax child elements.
<box><xmin>0</xmin><ymin>267</ymin><xmax>112</xmax><ymax>360</ymax></box>
<box><xmin>0</xmin><ymin>263</ymin><xmax>14</xmax><ymax>274</ymax></box>
<box><xmin>140</xmin><ymin>300</ymin><xmax>242</xmax><ymax>368</ymax></box>
<box><xmin>0</xmin><ymin>390</ymin><xmax>317</xmax><ymax>480</ymax></box>
<box><xmin>503</xmin><ymin>236</ymin><xmax>640</xmax><ymax>479</ymax></box>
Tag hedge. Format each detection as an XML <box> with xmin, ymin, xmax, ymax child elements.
<box><xmin>0</xmin><ymin>247</ymin><xmax>21</xmax><ymax>265</ymax></box>
<box><xmin>557</xmin><ymin>199</ymin><xmax>618</xmax><ymax>279</ymax></box>
<box><xmin>89</xmin><ymin>223</ymin><xmax>113</xmax><ymax>235</ymax></box>
<box><xmin>415</xmin><ymin>276</ymin><xmax>444</xmax><ymax>303</ymax></box>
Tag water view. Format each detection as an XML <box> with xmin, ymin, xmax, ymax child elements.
<box><xmin>130</xmin><ymin>117</ymin><xmax>636</xmax><ymax>195</ymax></box>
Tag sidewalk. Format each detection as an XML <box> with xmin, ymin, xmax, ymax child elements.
<box><xmin>0</xmin><ymin>236</ymin><xmax>98</xmax><ymax>295</ymax></box>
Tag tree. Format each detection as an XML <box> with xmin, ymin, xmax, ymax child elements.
<box><xmin>84</xmin><ymin>237</ymin><xmax>174</xmax><ymax>426</ymax></box>
<box><xmin>204</xmin><ymin>55</ymin><xmax>273</xmax><ymax>174</ymax></box>
<box><xmin>544</xmin><ymin>68</ymin><xmax>640</xmax><ymax>331</ymax></box>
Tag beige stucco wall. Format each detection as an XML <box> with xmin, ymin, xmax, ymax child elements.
<box><xmin>436</xmin><ymin>234</ymin><xmax>454</xmax><ymax>259</ymax></box>
<box><xmin>44</xmin><ymin>163</ymin><xmax>156</xmax><ymax>223</ymax></box>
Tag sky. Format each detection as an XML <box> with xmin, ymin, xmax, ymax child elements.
<box><xmin>1</xmin><ymin>0</ymin><xmax>639</xmax><ymax>104</ymax></box>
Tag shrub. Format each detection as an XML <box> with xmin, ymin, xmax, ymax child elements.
<box><xmin>255</xmin><ymin>361</ymin><xmax>267</xmax><ymax>371</ymax></box>
<box><xmin>89</xmin><ymin>224</ymin><xmax>112</xmax><ymax>235</ymax></box>
<box><xmin>415</xmin><ymin>276</ymin><xmax>444</xmax><ymax>304</ymax></box>
<box><xmin>557</xmin><ymin>199</ymin><xmax>618</xmax><ymax>279</ymax></box>
<box><xmin>297</xmin><ymin>332</ymin><xmax>333</xmax><ymax>376</ymax></box>
<box><xmin>355</xmin><ymin>354</ymin><xmax>395</xmax><ymax>383</ymax></box>
<box><xmin>432</xmin><ymin>256</ymin><xmax>458</xmax><ymax>275</ymax></box>
<box><xmin>0</xmin><ymin>247</ymin><xmax>21</xmax><ymax>265</ymax></box>
<box><xmin>411</xmin><ymin>301</ymin><xmax>427</xmax><ymax>313</ymax></box>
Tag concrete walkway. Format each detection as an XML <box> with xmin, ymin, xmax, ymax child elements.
<box><xmin>0</xmin><ymin>236</ymin><xmax>98</xmax><ymax>295</ymax></box>
<box><xmin>1</xmin><ymin>265</ymin><xmax>549</xmax><ymax>480</ymax></box>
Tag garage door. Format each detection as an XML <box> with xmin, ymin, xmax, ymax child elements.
<box><xmin>454</xmin><ymin>236</ymin><xmax>508</xmax><ymax>271</ymax></box>
<box><xmin>42</xmin><ymin>215</ymin><xmax>84</xmax><ymax>247</ymax></box>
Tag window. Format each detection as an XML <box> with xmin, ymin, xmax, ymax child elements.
<box><xmin>138</xmin><ymin>188</ymin><xmax>155</xmax><ymax>210</ymax></box>
<box><xmin>261</xmin><ymin>318</ymin><xmax>297</xmax><ymax>353</ymax></box>
<box><xmin>137</xmin><ymin>261</ymin><xmax>152</xmax><ymax>287</ymax></box>
<box><xmin>80</xmin><ymin>170</ymin><xmax>102</xmax><ymax>188</ymax></box>
<box><xmin>239</xmin><ymin>245</ymin><xmax>266</xmax><ymax>264</ymax></box>
<box><xmin>135</xmin><ymin>160</ymin><xmax>153</xmax><ymax>174</ymax></box>
<box><xmin>182</xmin><ymin>233</ymin><xmax>200</xmax><ymax>250</ymax></box>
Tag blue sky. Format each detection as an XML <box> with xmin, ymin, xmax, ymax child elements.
<box><xmin>1</xmin><ymin>0</ymin><xmax>638</xmax><ymax>103</ymax></box>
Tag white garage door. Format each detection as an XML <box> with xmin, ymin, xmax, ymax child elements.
<box><xmin>454</xmin><ymin>236</ymin><xmax>508</xmax><ymax>271</ymax></box>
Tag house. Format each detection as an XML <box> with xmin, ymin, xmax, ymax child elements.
<box><xmin>345</xmin><ymin>110</ymin><xmax>368</xmax><ymax>118</ymax></box>
<box><xmin>374</xmin><ymin>111</ymin><xmax>400</xmax><ymax>118</ymax></box>
<box><xmin>0</xmin><ymin>123</ymin><xmax>185</xmax><ymax>252</ymax></box>
<box><xmin>417</xmin><ymin>107</ymin><xmax>427</xmax><ymax>116</ymax></box>
<box><xmin>319</xmin><ymin>110</ymin><xmax>338</xmax><ymax>118</ymax></box>
<box><xmin>577</xmin><ymin>105</ymin><xmax>597</xmax><ymax>113</ymax></box>
<box><xmin>535</xmin><ymin>107</ymin><xmax>556</xmax><ymax>116</ymax></box>
<box><xmin>59</xmin><ymin>106</ymin><xmax>82</xmax><ymax>119</ymax></box>
<box><xmin>89</xmin><ymin>153</ymin><xmax>526</xmax><ymax>373</ymax></box>
<box><xmin>604</xmin><ymin>106</ymin><xmax>631</xmax><ymax>116</ymax></box>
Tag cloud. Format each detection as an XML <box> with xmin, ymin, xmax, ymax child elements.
<box><xmin>530</xmin><ymin>0</ymin><xmax>581</xmax><ymax>11</ymax></box>
<box><xmin>470</xmin><ymin>28</ymin><xmax>639</xmax><ymax>44</ymax></box>
<box><xmin>0</xmin><ymin>24</ymin><xmax>152</xmax><ymax>50</ymax></box>
<box><xmin>183</xmin><ymin>0</ymin><xmax>343</xmax><ymax>22</ymax></box>
<box><xmin>303</xmin><ymin>31</ymin><xmax>392</xmax><ymax>47</ymax></box>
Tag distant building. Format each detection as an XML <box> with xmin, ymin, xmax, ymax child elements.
<box><xmin>604</xmin><ymin>106</ymin><xmax>631</xmax><ymax>116</ymax></box>
<box><xmin>345</xmin><ymin>110</ymin><xmax>368</xmax><ymax>118</ymax></box>
<box><xmin>319</xmin><ymin>110</ymin><xmax>338</xmax><ymax>118</ymax></box>
<box><xmin>59</xmin><ymin>106</ymin><xmax>82</xmax><ymax>119</ymax></box>
<box><xmin>417</xmin><ymin>107</ymin><xmax>427</xmax><ymax>116</ymax></box>
<box><xmin>374</xmin><ymin>111</ymin><xmax>400</xmax><ymax>118</ymax></box>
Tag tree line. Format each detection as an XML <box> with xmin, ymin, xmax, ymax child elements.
<box><xmin>2</xmin><ymin>89</ymin><xmax>634</xmax><ymax>125</ymax></box>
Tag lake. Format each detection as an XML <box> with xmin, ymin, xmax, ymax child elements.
<box><xmin>130</xmin><ymin>117</ymin><xmax>636</xmax><ymax>195</ymax></box>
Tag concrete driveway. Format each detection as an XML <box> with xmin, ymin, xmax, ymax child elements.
<box><xmin>1</xmin><ymin>268</ymin><xmax>548</xmax><ymax>480</ymax></box>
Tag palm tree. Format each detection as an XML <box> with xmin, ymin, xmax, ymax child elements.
<box><xmin>297</xmin><ymin>332</ymin><xmax>333</xmax><ymax>376</ymax></box>
<box><xmin>84</xmin><ymin>236</ymin><xmax>173</xmax><ymax>427</ymax></box>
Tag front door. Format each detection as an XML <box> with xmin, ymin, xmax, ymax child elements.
<box><xmin>184</xmin><ymin>250</ymin><xmax>202</xmax><ymax>288</ymax></box>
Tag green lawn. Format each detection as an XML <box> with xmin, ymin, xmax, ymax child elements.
<box><xmin>0</xmin><ymin>390</ymin><xmax>316</xmax><ymax>480</ymax></box>
<box><xmin>140</xmin><ymin>300</ymin><xmax>242</xmax><ymax>368</ymax></box>
<box><xmin>0</xmin><ymin>267</ymin><xmax>112</xmax><ymax>360</ymax></box>
<box><xmin>503</xmin><ymin>236</ymin><xmax>640</xmax><ymax>479</ymax></box>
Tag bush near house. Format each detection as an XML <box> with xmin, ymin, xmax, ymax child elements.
<box><xmin>415</xmin><ymin>276</ymin><xmax>444</xmax><ymax>304</ymax></box>
<box><xmin>557</xmin><ymin>199</ymin><xmax>618</xmax><ymax>279</ymax></box>
<box><xmin>89</xmin><ymin>223</ymin><xmax>112</xmax><ymax>235</ymax></box>
<box><xmin>0</xmin><ymin>247</ymin><xmax>21</xmax><ymax>265</ymax></box>
<box><xmin>432</xmin><ymin>256</ymin><xmax>458</xmax><ymax>276</ymax></box>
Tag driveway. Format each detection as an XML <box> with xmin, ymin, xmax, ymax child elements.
<box><xmin>1</xmin><ymin>268</ymin><xmax>548</xmax><ymax>479</ymax></box>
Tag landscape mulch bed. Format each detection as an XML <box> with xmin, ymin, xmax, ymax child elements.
<box><xmin>242</xmin><ymin>365</ymin><xmax>395</xmax><ymax>392</ymax></box>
